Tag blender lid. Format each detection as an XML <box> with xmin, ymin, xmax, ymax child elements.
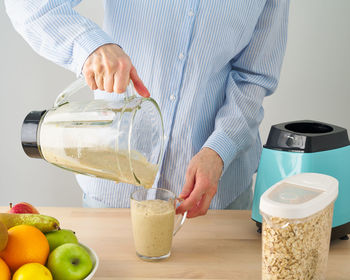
<box><xmin>259</xmin><ymin>173</ymin><xmax>338</xmax><ymax>219</ymax></box>
<box><xmin>21</xmin><ymin>110</ymin><xmax>46</xmax><ymax>158</ymax></box>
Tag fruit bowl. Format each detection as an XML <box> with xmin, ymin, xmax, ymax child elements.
<box><xmin>80</xmin><ymin>243</ymin><xmax>99</xmax><ymax>280</ymax></box>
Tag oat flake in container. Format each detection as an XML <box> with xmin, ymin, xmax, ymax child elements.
<box><xmin>259</xmin><ymin>173</ymin><xmax>338</xmax><ymax>280</ymax></box>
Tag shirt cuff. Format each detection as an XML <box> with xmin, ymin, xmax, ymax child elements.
<box><xmin>72</xmin><ymin>28</ymin><xmax>117</xmax><ymax>76</ymax></box>
<box><xmin>202</xmin><ymin>130</ymin><xmax>237</xmax><ymax>174</ymax></box>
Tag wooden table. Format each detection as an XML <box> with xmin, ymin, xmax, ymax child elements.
<box><xmin>9</xmin><ymin>208</ymin><xmax>350</xmax><ymax>279</ymax></box>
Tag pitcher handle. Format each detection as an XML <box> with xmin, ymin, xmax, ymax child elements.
<box><xmin>54</xmin><ymin>78</ymin><xmax>137</xmax><ymax>108</ymax></box>
<box><xmin>54</xmin><ymin>77</ymin><xmax>87</xmax><ymax>107</ymax></box>
<box><xmin>124</xmin><ymin>80</ymin><xmax>137</xmax><ymax>101</ymax></box>
<box><xmin>173</xmin><ymin>198</ymin><xmax>187</xmax><ymax>236</ymax></box>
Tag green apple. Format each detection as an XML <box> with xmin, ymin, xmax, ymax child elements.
<box><xmin>45</xmin><ymin>229</ymin><xmax>78</xmax><ymax>252</ymax></box>
<box><xmin>47</xmin><ymin>243</ymin><xmax>93</xmax><ymax>280</ymax></box>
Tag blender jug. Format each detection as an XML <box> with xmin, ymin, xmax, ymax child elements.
<box><xmin>21</xmin><ymin>78</ymin><xmax>164</xmax><ymax>188</ymax></box>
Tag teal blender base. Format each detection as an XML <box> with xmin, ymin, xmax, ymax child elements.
<box><xmin>251</xmin><ymin>121</ymin><xmax>350</xmax><ymax>240</ymax></box>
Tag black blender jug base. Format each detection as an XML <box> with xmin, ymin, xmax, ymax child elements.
<box><xmin>264</xmin><ymin>120</ymin><xmax>350</xmax><ymax>153</ymax></box>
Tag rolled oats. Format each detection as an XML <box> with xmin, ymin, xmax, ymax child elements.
<box><xmin>262</xmin><ymin>204</ymin><xmax>333</xmax><ymax>280</ymax></box>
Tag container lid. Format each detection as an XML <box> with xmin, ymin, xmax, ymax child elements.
<box><xmin>259</xmin><ymin>173</ymin><xmax>338</xmax><ymax>219</ymax></box>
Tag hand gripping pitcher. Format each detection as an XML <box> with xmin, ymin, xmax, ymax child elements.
<box><xmin>21</xmin><ymin>78</ymin><xmax>164</xmax><ymax>188</ymax></box>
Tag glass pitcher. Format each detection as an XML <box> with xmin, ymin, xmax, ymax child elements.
<box><xmin>21</xmin><ymin>78</ymin><xmax>164</xmax><ymax>188</ymax></box>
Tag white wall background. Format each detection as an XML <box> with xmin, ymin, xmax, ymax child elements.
<box><xmin>0</xmin><ymin>1</ymin><xmax>349</xmax><ymax>206</ymax></box>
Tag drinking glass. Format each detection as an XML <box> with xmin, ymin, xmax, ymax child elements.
<box><xmin>130</xmin><ymin>188</ymin><xmax>187</xmax><ymax>261</ymax></box>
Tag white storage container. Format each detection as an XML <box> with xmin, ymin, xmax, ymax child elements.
<box><xmin>260</xmin><ymin>173</ymin><xmax>338</xmax><ymax>280</ymax></box>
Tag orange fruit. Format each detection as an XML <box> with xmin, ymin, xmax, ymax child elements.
<box><xmin>0</xmin><ymin>225</ymin><xmax>49</xmax><ymax>273</ymax></box>
<box><xmin>0</xmin><ymin>257</ymin><xmax>11</xmax><ymax>280</ymax></box>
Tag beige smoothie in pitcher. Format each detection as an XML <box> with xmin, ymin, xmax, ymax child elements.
<box><xmin>130</xmin><ymin>199</ymin><xmax>175</xmax><ymax>258</ymax></box>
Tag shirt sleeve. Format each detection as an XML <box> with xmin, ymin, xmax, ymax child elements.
<box><xmin>203</xmin><ymin>0</ymin><xmax>290</xmax><ymax>174</ymax></box>
<box><xmin>4</xmin><ymin>0</ymin><xmax>116</xmax><ymax>75</ymax></box>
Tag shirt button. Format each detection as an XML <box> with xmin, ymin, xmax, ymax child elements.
<box><xmin>178</xmin><ymin>53</ymin><xmax>185</xmax><ymax>60</ymax></box>
<box><xmin>188</xmin><ymin>10</ymin><xmax>194</xmax><ymax>17</ymax></box>
<box><xmin>170</xmin><ymin>94</ymin><xmax>176</xmax><ymax>101</ymax></box>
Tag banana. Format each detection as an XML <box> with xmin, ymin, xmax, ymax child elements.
<box><xmin>0</xmin><ymin>213</ymin><xmax>60</xmax><ymax>233</ymax></box>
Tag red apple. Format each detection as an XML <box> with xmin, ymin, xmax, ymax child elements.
<box><xmin>8</xmin><ymin>202</ymin><xmax>40</xmax><ymax>214</ymax></box>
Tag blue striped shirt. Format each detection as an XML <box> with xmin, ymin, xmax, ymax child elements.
<box><xmin>5</xmin><ymin>0</ymin><xmax>290</xmax><ymax>208</ymax></box>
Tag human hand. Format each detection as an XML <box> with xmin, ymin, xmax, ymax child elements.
<box><xmin>82</xmin><ymin>43</ymin><xmax>150</xmax><ymax>97</ymax></box>
<box><xmin>176</xmin><ymin>148</ymin><xmax>223</xmax><ymax>218</ymax></box>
